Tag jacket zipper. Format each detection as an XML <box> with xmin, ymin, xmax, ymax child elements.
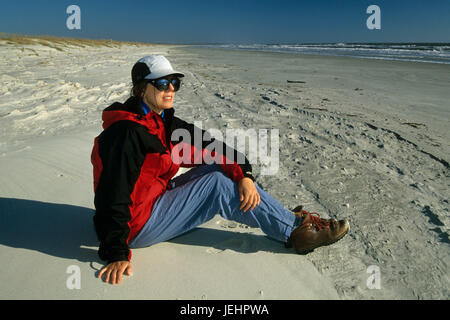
<box><xmin>152</xmin><ymin>113</ymin><xmax>174</xmax><ymax>181</ymax></box>
<box><xmin>152</xmin><ymin>115</ymin><xmax>160</xmax><ymax>129</ymax></box>
<box><xmin>153</xmin><ymin>114</ymin><xmax>172</xmax><ymax>149</ymax></box>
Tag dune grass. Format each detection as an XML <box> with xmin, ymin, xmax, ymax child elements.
<box><xmin>0</xmin><ymin>33</ymin><xmax>158</xmax><ymax>51</ymax></box>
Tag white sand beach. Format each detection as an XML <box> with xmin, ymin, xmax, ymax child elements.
<box><xmin>0</xmin><ymin>36</ymin><xmax>448</xmax><ymax>300</ymax></box>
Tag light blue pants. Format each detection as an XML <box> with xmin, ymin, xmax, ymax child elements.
<box><xmin>129</xmin><ymin>164</ymin><xmax>302</xmax><ymax>249</ymax></box>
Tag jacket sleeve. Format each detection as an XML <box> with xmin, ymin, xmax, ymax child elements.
<box><xmin>93</xmin><ymin>122</ymin><xmax>151</xmax><ymax>264</ymax></box>
<box><xmin>171</xmin><ymin>117</ymin><xmax>255</xmax><ymax>183</ymax></box>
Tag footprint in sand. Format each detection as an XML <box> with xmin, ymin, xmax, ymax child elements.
<box><xmin>206</xmin><ymin>248</ymin><xmax>223</xmax><ymax>254</ymax></box>
<box><xmin>216</xmin><ymin>220</ymin><xmax>252</xmax><ymax>229</ymax></box>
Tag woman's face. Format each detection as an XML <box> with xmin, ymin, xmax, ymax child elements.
<box><xmin>141</xmin><ymin>80</ymin><xmax>176</xmax><ymax>114</ymax></box>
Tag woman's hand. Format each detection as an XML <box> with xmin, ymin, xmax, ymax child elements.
<box><xmin>238</xmin><ymin>177</ymin><xmax>260</xmax><ymax>212</ymax></box>
<box><xmin>98</xmin><ymin>261</ymin><xmax>133</xmax><ymax>285</ymax></box>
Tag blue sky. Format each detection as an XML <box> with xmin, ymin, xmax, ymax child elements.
<box><xmin>1</xmin><ymin>0</ymin><xmax>449</xmax><ymax>44</ymax></box>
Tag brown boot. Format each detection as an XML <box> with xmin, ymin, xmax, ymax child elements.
<box><xmin>287</xmin><ymin>207</ymin><xmax>350</xmax><ymax>254</ymax></box>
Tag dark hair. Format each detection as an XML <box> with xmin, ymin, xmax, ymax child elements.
<box><xmin>130</xmin><ymin>81</ymin><xmax>148</xmax><ymax>99</ymax></box>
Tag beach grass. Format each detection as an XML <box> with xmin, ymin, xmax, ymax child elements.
<box><xmin>0</xmin><ymin>33</ymin><xmax>157</xmax><ymax>51</ymax></box>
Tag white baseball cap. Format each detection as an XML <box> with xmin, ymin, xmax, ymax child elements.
<box><xmin>131</xmin><ymin>55</ymin><xmax>184</xmax><ymax>85</ymax></box>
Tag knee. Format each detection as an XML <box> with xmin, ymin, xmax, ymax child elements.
<box><xmin>207</xmin><ymin>171</ymin><xmax>226</xmax><ymax>183</ymax></box>
<box><xmin>207</xmin><ymin>171</ymin><xmax>235</xmax><ymax>192</ymax></box>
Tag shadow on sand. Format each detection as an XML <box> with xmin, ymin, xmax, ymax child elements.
<box><xmin>0</xmin><ymin>198</ymin><xmax>293</xmax><ymax>263</ymax></box>
<box><xmin>0</xmin><ymin>197</ymin><xmax>100</xmax><ymax>263</ymax></box>
<box><xmin>168</xmin><ymin>227</ymin><xmax>293</xmax><ymax>255</ymax></box>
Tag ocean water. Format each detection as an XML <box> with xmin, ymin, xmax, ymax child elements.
<box><xmin>200</xmin><ymin>43</ymin><xmax>450</xmax><ymax>65</ymax></box>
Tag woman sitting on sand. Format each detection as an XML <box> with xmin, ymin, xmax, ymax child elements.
<box><xmin>91</xmin><ymin>55</ymin><xmax>350</xmax><ymax>285</ymax></box>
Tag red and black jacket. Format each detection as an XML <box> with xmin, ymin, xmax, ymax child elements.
<box><xmin>91</xmin><ymin>96</ymin><xmax>254</xmax><ymax>263</ymax></box>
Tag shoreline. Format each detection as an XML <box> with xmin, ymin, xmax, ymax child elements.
<box><xmin>179</xmin><ymin>43</ymin><xmax>450</xmax><ymax>65</ymax></box>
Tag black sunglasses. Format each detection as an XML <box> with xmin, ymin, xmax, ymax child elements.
<box><xmin>149</xmin><ymin>77</ymin><xmax>182</xmax><ymax>92</ymax></box>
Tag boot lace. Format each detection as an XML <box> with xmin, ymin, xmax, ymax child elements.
<box><xmin>300</xmin><ymin>210</ymin><xmax>330</xmax><ymax>231</ymax></box>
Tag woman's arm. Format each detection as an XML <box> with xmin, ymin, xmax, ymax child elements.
<box><xmin>92</xmin><ymin>123</ymin><xmax>149</xmax><ymax>265</ymax></box>
<box><xmin>171</xmin><ymin>117</ymin><xmax>255</xmax><ymax>183</ymax></box>
<box><xmin>171</xmin><ymin>117</ymin><xmax>260</xmax><ymax>212</ymax></box>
